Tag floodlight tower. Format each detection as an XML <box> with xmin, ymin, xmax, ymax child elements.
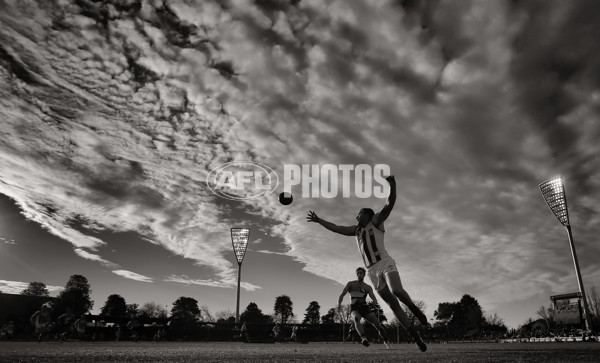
<box><xmin>539</xmin><ymin>177</ymin><xmax>592</xmax><ymax>331</ymax></box>
<box><xmin>231</xmin><ymin>228</ymin><xmax>250</xmax><ymax>324</ymax></box>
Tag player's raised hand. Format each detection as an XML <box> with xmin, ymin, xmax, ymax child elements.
<box><xmin>307</xmin><ymin>210</ymin><xmax>320</xmax><ymax>223</ymax></box>
<box><xmin>385</xmin><ymin>175</ymin><xmax>395</xmax><ymax>184</ymax></box>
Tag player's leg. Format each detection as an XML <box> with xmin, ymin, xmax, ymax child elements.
<box><xmin>377</xmin><ymin>285</ymin><xmax>427</xmax><ymax>352</ymax></box>
<box><xmin>376</xmin><ymin>285</ymin><xmax>412</xmax><ymax>328</ymax></box>
<box><xmin>37</xmin><ymin>323</ymin><xmax>47</xmax><ymax>342</ymax></box>
<box><xmin>384</xmin><ymin>270</ymin><xmax>428</xmax><ymax>326</ymax></box>
<box><xmin>351</xmin><ymin>311</ymin><xmax>370</xmax><ymax>347</ymax></box>
<box><xmin>363</xmin><ymin>312</ymin><xmax>392</xmax><ymax>348</ymax></box>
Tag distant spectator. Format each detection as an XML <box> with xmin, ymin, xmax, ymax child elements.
<box><xmin>237</xmin><ymin>322</ymin><xmax>248</xmax><ymax>342</ymax></box>
<box><xmin>74</xmin><ymin>315</ymin><xmax>88</xmax><ymax>339</ymax></box>
<box><xmin>127</xmin><ymin>315</ymin><xmax>141</xmax><ymax>342</ymax></box>
<box><xmin>57</xmin><ymin>308</ymin><xmax>76</xmax><ymax>342</ymax></box>
<box><xmin>289</xmin><ymin>325</ymin><xmax>298</xmax><ymax>342</ymax></box>
<box><xmin>0</xmin><ymin>321</ymin><xmax>15</xmax><ymax>340</ymax></box>
<box><xmin>114</xmin><ymin>324</ymin><xmax>122</xmax><ymax>341</ymax></box>
<box><xmin>30</xmin><ymin>302</ymin><xmax>53</xmax><ymax>342</ymax></box>
<box><xmin>272</xmin><ymin>322</ymin><xmax>282</xmax><ymax>342</ymax></box>
<box><xmin>153</xmin><ymin>328</ymin><xmax>164</xmax><ymax>342</ymax></box>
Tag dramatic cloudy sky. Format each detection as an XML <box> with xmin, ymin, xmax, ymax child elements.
<box><xmin>2</xmin><ymin>0</ymin><xmax>600</xmax><ymax>329</ymax></box>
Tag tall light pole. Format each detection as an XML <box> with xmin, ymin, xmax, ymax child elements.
<box><xmin>231</xmin><ymin>228</ymin><xmax>250</xmax><ymax>324</ymax></box>
<box><xmin>539</xmin><ymin>177</ymin><xmax>592</xmax><ymax>331</ymax></box>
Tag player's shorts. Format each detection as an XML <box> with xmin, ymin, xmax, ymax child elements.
<box><xmin>366</xmin><ymin>256</ymin><xmax>398</xmax><ymax>291</ymax></box>
<box><xmin>350</xmin><ymin>301</ymin><xmax>371</xmax><ymax>317</ymax></box>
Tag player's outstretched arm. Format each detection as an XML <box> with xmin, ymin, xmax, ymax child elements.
<box><xmin>373</xmin><ymin>175</ymin><xmax>396</xmax><ymax>227</ymax></box>
<box><xmin>307</xmin><ymin>210</ymin><xmax>356</xmax><ymax>236</ymax></box>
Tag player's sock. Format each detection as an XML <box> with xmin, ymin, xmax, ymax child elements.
<box><xmin>416</xmin><ymin>339</ymin><xmax>427</xmax><ymax>352</ymax></box>
<box><xmin>408</xmin><ymin>327</ymin><xmax>427</xmax><ymax>352</ymax></box>
<box><xmin>384</xmin><ymin>340</ymin><xmax>392</xmax><ymax>349</ymax></box>
<box><xmin>361</xmin><ymin>336</ymin><xmax>370</xmax><ymax>347</ymax></box>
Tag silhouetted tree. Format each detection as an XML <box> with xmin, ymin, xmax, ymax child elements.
<box><xmin>20</xmin><ymin>282</ymin><xmax>49</xmax><ymax>296</ymax></box>
<box><xmin>460</xmin><ymin>294</ymin><xmax>485</xmax><ymax>335</ymax></box>
<box><xmin>486</xmin><ymin>312</ymin><xmax>505</xmax><ymax>327</ymax></box>
<box><xmin>215</xmin><ymin>309</ymin><xmax>235</xmax><ymax>322</ymax></box>
<box><xmin>64</xmin><ymin>275</ymin><xmax>92</xmax><ymax>296</ymax></box>
<box><xmin>57</xmin><ymin>275</ymin><xmax>93</xmax><ymax>316</ymax></box>
<box><xmin>483</xmin><ymin>312</ymin><xmax>508</xmax><ymax>336</ymax></box>
<box><xmin>321</xmin><ymin>308</ymin><xmax>336</xmax><ymax>324</ymax></box>
<box><xmin>100</xmin><ymin>294</ymin><xmax>127</xmax><ymax>317</ymax></box>
<box><xmin>434</xmin><ymin>294</ymin><xmax>486</xmax><ymax>338</ymax></box>
<box><xmin>126</xmin><ymin>303</ymin><xmax>139</xmax><ymax>316</ymax></box>
<box><xmin>303</xmin><ymin>301</ymin><xmax>321</xmax><ymax>324</ymax></box>
<box><xmin>274</xmin><ymin>295</ymin><xmax>294</xmax><ymax>325</ymax></box>
<box><xmin>139</xmin><ymin>302</ymin><xmax>168</xmax><ymax>319</ymax></box>
<box><xmin>240</xmin><ymin>302</ymin><xmax>270</xmax><ymax>323</ymax></box>
<box><xmin>171</xmin><ymin>297</ymin><xmax>200</xmax><ymax>324</ymax></box>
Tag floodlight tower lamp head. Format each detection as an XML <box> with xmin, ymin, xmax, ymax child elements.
<box><xmin>539</xmin><ymin>176</ymin><xmax>570</xmax><ymax>227</ymax></box>
<box><xmin>231</xmin><ymin>228</ymin><xmax>250</xmax><ymax>265</ymax></box>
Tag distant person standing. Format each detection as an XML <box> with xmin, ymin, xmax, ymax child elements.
<box><xmin>272</xmin><ymin>322</ymin><xmax>282</xmax><ymax>342</ymax></box>
<box><xmin>74</xmin><ymin>315</ymin><xmax>88</xmax><ymax>339</ymax></box>
<box><xmin>238</xmin><ymin>322</ymin><xmax>248</xmax><ymax>342</ymax></box>
<box><xmin>57</xmin><ymin>308</ymin><xmax>76</xmax><ymax>342</ymax></box>
<box><xmin>153</xmin><ymin>328</ymin><xmax>165</xmax><ymax>342</ymax></box>
<box><xmin>308</xmin><ymin>175</ymin><xmax>428</xmax><ymax>352</ymax></box>
<box><xmin>289</xmin><ymin>325</ymin><xmax>298</xmax><ymax>343</ymax></box>
<box><xmin>30</xmin><ymin>302</ymin><xmax>53</xmax><ymax>342</ymax></box>
<box><xmin>114</xmin><ymin>323</ymin><xmax>122</xmax><ymax>341</ymax></box>
<box><xmin>127</xmin><ymin>315</ymin><xmax>141</xmax><ymax>342</ymax></box>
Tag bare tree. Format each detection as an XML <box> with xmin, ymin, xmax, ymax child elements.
<box><xmin>200</xmin><ymin>305</ymin><xmax>215</xmax><ymax>322</ymax></box>
<box><xmin>336</xmin><ymin>304</ymin><xmax>352</xmax><ymax>324</ymax></box>
<box><xmin>215</xmin><ymin>309</ymin><xmax>235</xmax><ymax>321</ymax></box>
<box><xmin>21</xmin><ymin>282</ymin><xmax>49</xmax><ymax>296</ymax></box>
<box><xmin>518</xmin><ymin>317</ymin><xmax>535</xmax><ymax>331</ymax></box>
<box><xmin>486</xmin><ymin>312</ymin><xmax>505</xmax><ymax>327</ymax></box>
<box><xmin>536</xmin><ymin>305</ymin><xmax>550</xmax><ymax>329</ymax></box>
<box><xmin>588</xmin><ymin>286</ymin><xmax>600</xmax><ymax>318</ymax></box>
<box><xmin>139</xmin><ymin>302</ymin><xmax>168</xmax><ymax>319</ymax></box>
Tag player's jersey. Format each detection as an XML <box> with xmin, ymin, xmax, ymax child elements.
<box><xmin>355</xmin><ymin>221</ymin><xmax>390</xmax><ymax>268</ymax></box>
<box><xmin>347</xmin><ymin>280</ymin><xmax>370</xmax><ymax>304</ymax></box>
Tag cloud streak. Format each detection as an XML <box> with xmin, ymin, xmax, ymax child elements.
<box><xmin>112</xmin><ymin>270</ymin><xmax>153</xmax><ymax>283</ymax></box>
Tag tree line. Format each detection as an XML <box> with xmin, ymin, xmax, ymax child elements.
<box><xmin>13</xmin><ymin>275</ymin><xmax>600</xmax><ymax>342</ymax></box>
<box><xmin>17</xmin><ymin>275</ymin><xmax>513</xmax><ymax>335</ymax></box>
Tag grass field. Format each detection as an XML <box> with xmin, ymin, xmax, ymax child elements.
<box><xmin>1</xmin><ymin>341</ymin><xmax>599</xmax><ymax>362</ymax></box>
